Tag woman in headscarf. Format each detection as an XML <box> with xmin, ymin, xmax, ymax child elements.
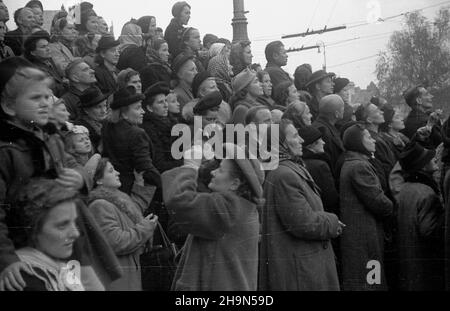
<box><xmin>140</xmin><ymin>38</ymin><xmax>172</xmax><ymax>89</ymax></box>
<box><xmin>136</xmin><ymin>15</ymin><xmax>157</xmax><ymax>51</ymax></box>
<box><xmin>282</xmin><ymin>100</ymin><xmax>313</xmax><ymax>130</ymax></box>
<box><xmin>207</xmin><ymin>43</ymin><xmax>233</xmax><ymax>103</ymax></box>
<box><xmin>49</xmin><ymin>14</ymin><xmax>78</xmax><ymax>77</ymax></box>
<box><xmin>116</xmin><ymin>21</ymin><xmax>147</xmax><ymax>72</ymax></box>
<box><xmin>256</xmin><ymin>70</ymin><xmax>276</xmax><ymax>109</ymax></box>
<box><xmin>339</xmin><ymin>123</ymin><xmax>393</xmax><ymax>291</ymax></box>
<box><xmin>260</xmin><ymin>119</ymin><xmax>343</xmax><ymax>291</ymax></box>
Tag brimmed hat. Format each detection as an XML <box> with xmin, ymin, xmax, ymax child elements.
<box><xmin>96</xmin><ymin>35</ymin><xmax>120</xmax><ymax>53</ymax></box>
<box><xmin>172</xmin><ymin>1</ymin><xmax>191</xmax><ymax>17</ymax></box>
<box><xmin>192</xmin><ymin>71</ymin><xmax>212</xmax><ymax>98</ymax></box>
<box><xmin>193</xmin><ymin>91</ymin><xmax>222</xmax><ymax>115</ymax></box>
<box><xmin>80</xmin><ymin>86</ymin><xmax>109</xmax><ymax>108</ymax></box>
<box><xmin>232</xmin><ymin>68</ymin><xmax>256</xmax><ymax>94</ymax></box>
<box><xmin>144</xmin><ymin>82</ymin><xmax>170</xmax><ymax>99</ymax></box>
<box><xmin>172</xmin><ymin>52</ymin><xmax>195</xmax><ymax>75</ymax></box>
<box><xmin>111</xmin><ymin>86</ymin><xmax>145</xmax><ymax>110</ymax></box>
<box><xmin>305</xmin><ymin>70</ymin><xmax>335</xmax><ymax>88</ymax></box>
<box><xmin>333</xmin><ymin>77</ymin><xmax>350</xmax><ymax>94</ymax></box>
<box><xmin>222</xmin><ymin>143</ymin><xmax>265</xmax><ymax>199</ymax></box>
<box><xmin>84</xmin><ymin>153</ymin><xmax>101</xmax><ymax>190</ymax></box>
<box><xmin>399</xmin><ymin>142</ymin><xmax>436</xmax><ymax>173</ymax></box>
<box><xmin>298</xmin><ymin>126</ymin><xmax>323</xmax><ymax>147</ymax></box>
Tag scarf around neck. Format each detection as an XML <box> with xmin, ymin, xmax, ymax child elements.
<box><xmin>16</xmin><ymin>247</ymin><xmax>84</xmax><ymax>291</ymax></box>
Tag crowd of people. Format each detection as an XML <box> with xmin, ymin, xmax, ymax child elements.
<box><xmin>0</xmin><ymin>0</ymin><xmax>450</xmax><ymax>291</ymax></box>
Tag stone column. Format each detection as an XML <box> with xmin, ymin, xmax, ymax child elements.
<box><xmin>232</xmin><ymin>0</ymin><xmax>249</xmax><ymax>43</ymax></box>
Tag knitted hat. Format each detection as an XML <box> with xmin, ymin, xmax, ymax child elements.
<box><xmin>192</xmin><ymin>71</ymin><xmax>212</xmax><ymax>98</ymax></box>
<box><xmin>193</xmin><ymin>91</ymin><xmax>222</xmax><ymax>115</ymax></box>
<box><xmin>80</xmin><ymin>86</ymin><xmax>109</xmax><ymax>108</ymax></box>
<box><xmin>399</xmin><ymin>142</ymin><xmax>436</xmax><ymax>173</ymax></box>
<box><xmin>298</xmin><ymin>126</ymin><xmax>323</xmax><ymax>147</ymax></box>
<box><xmin>111</xmin><ymin>86</ymin><xmax>145</xmax><ymax>110</ymax></box>
<box><xmin>333</xmin><ymin>77</ymin><xmax>350</xmax><ymax>94</ymax></box>
<box><xmin>172</xmin><ymin>1</ymin><xmax>191</xmax><ymax>17</ymax></box>
<box><xmin>343</xmin><ymin>123</ymin><xmax>371</xmax><ymax>156</ymax></box>
<box><xmin>232</xmin><ymin>68</ymin><xmax>256</xmax><ymax>94</ymax></box>
<box><xmin>222</xmin><ymin>143</ymin><xmax>265</xmax><ymax>199</ymax></box>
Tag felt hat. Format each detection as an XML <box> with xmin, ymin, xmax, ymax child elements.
<box><xmin>305</xmin><ymin>70</ymin><xmax>335</xmax><ymax>88</ymax></box>
<box><xmin>111</xmin><ymin>86</ymin><xmax>145</xmax><ymax>110</ymax></box>
<box><xmin>399</xmin><ymin>142</ymin><xmax>436</xmax><ymax>173</ymax></box>
<box><xmin>193</xmin><ymin>91</ymin><xmax>222</xmax><ymax>115</ymax></box>
<box><xmin>222</xmin><ymin>143</ymin><xmax>265</xmax><ymax>199</ymax></box>
<box><xmin>80</xmin><ymin>86</ymin><xmax>109</xmax><ymax>108</ymax></box>
<box><xmin>144</xmin><ymin>82</ymin><xmax>171</xmax><ymax>99</ymax></box>
<box><xmin>192</xmin><ymin>71</ymin><xmax>212</xmax><ymax>98</ymax></box>
<box><xmin>96</xmin><ymin>35</ymin><xmax>120</xmax><ymax>53</ymax></box>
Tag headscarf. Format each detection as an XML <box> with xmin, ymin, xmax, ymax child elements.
<box><xmin>118</xmin><ymin>22</ymin><xmax>143</xmax><ymax>53</ymax></box>
<box><xmin>208</xmin><ymin>54</ymin><xmax>232</xmax><ymax>83</ymax></box>
<box><xmin>209</xmin><ymin>43</ymin><xmax>225</xmax><ymax>58</ymax></box>
<box><xmin>16</xmin><ymin>247</ymin><xmax>84</xmax><ymax>291</ymax></box>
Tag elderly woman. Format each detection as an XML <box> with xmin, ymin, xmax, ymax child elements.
<box><xmin>49</xmin><ymin>15</ymin><xmax>78</xmax><ymax>77</ymax></box>
<box><xmin>339</xmin><ymin>123</ymin><xmax>393</xmax><ymax>291</ymax></box>
<box><xmin>102</xmin><ymin>86</ymin><xmax>161</xmax><ymax>195</ymax></box>
<box><xmin>229</xmin><ymin>40</ymin><xmax>252</xmax><ymax>76</ymax></box>
<box><xmin>141</xmin><ymin>38</ymin><xmax>172</xmax><ymax>88</ymax></box>
<box><xmin>94</xmin><ymin>35</ymin><xmax>120</xmax><ymax>95</ymax></box>
<box><xmin>230</xmin><ymin>68</ymin><xmax>264</xmax><ymax>125</ymax></box>
<box><xmin>282</xmin><ymin>100</ymin><xmax>313</xmax><ymax>130</ymax></box>
<box><xmin>162</xmin><ymin>143</ymin><xmax>264</xmax><ymax>290</ymax></box>
<box><xmin>23</xmin><ymin>30</ymin><xmax>65</xmax><ymax>97</ymax></box>
<box><xmin>88</xmin><ymin>158</ymin><xmax>158</xmax><ymax>291</ymax></box>
<box><xmin>256</xmin><ymin>70</ymin><xmax>276</xmax><ymax>108</ymax></box>
<box><xmin>207</xmin><ymin>43</ymin><xmax>233</xmax><ymax>103</ymax></box>
<box><xmin>116</xmin><ymin>21</ymin><xmax>147</xmax><ymax>71</ymax></box>
<box><xmin>172</xmin><ymin>53</ymin><xmax>198</xmax><ymax>109</ymax></box>
<box><xmin>117</xmin><ymin>68</ymin><xmax>142</xmax><ymax>94</ymax></box>
<box><xmin>74</xmin><ymin>86</ymin><xmax>108</xmax><ymax>153</ymax></box>
<box><xmin>260</xmin><ymin>119</ymin><xmax>343</xmax><ymax>291</ymax></box>
<box><xmin>10</xmin><ymin>179</ymin><xmax>83</xmax><ymax>291</ymax></box>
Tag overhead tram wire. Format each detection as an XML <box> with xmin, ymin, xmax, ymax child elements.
<box><xmin>328</xmin><ymin>54</ymin><xmax>380</xmax><ymax>68</ymax></box>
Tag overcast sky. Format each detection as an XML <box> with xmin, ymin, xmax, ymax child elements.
<box><xmin>4</xmin><ymin>0</ymin><xmax>447</xmax><ymax>88</ymax></box>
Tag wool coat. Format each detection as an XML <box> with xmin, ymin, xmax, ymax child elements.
<box><xmin>312</xmin><ymin>116</ymin><xmax>345</xmax><ymax>178</ymax></box>
<box><xmin>61</xmin><ymin>85</ymin><xmax>84</xmax><ymax>121</ymax></box>
<box><xmin>48</xmin><ymin>41</ymin><xmax>75</xmax><ymax>78</ymax></box>
<box><xmin>231</xmin><ymin>98</ymin><xmax>259</xmax><ymax>125</ymax></box>
<box><xmin>162</xmin><ymin>166</ymin><xmax>260</xmax><ymax>291</ymax></box>
<box><xmin>264</xmin><ymin>62</ymin><xmax>292</xmax><ymax>88</ymax></box>
<box><xmin>116</xmin><ymin>45</ymin><xmax>147</xmax><ymax>72</ymax></box>
<box><xmin>164</xmin><ymin>18</ymin><xmax>185</xmax><ymax>58</ymax></box>
<box><xmin>95</xmin><ymin>63</ymin><xmax>118</xmax><ymax>95</ymax></box>
<box><xmin>88</xmin><ymin>184</ymin><xmax>155</xmax><ymax>291</ymax></box>
<box><xmin>102</xmin><ymin>119</ymin><xmax>161</xmax><ymax>195</ymax></box>
<box><xmin>339</xmin><ymin>151</ymin><xmax>393</xmax><ymax>291</ymax></box>
<box><xmin>397</xmin><ymin>180</ymin><xmax>444</xmax><ymax>291</ymax></box>
<box><xmin>259</xmin><ymin>159</ymin><xmax>340</xmax><ymax>291</ymax></box>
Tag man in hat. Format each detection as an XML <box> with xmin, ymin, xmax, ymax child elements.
<box><xmin>312</xmin><ymin>94</ymin><xmax>345</xmax><ymax>178</ymax></box>
<box><xmin>401</xmin><ymin>85</ymin><xmax>442</xmax><ymax>148</ymax></box>
<box><xmin>62</xmin><ymin>58</ymin><xmax>98</xmax><ymax>121</ymax></box>
<box><xmin>5</xmin><ymin>7</ymin><xmax>36</xmax><ymax>56</ymax></box>
<box><xmin>306</xmin><ymin>70</ymin><xmax>335</xmax><ymax>122</ymax></box>
<box><xmin>264</xmin><ymin>41</ymin><xmax>291</xmax><ymax>89</ymax></box>
<box><xmin>74</xmin><ymin>86</ymin><xmax>109</xmax><ymax>153</ymax></box>
<box><xmin>334</xmin><ymin>77</ymin><xmax>355</xmax><ymax>130</ymax></box>
<box><xmin>94</xmin><ymin>35</ymin><xmax>120</xmax><ymax>95</ymax></box>
<box><xmin>397</xmin><ymin>142</ymin><xmax>444</xmax><ymax>291</ymax></box>
<box><xmin>165</xmin><ymin>1</ymin><xmax>191</xmax><ymax>58</ymax></box>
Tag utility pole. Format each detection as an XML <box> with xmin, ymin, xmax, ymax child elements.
<box><xmin>232</xmin><ymin>0</ymin><xmax>249</xmax><ymax>43</ymax></box>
